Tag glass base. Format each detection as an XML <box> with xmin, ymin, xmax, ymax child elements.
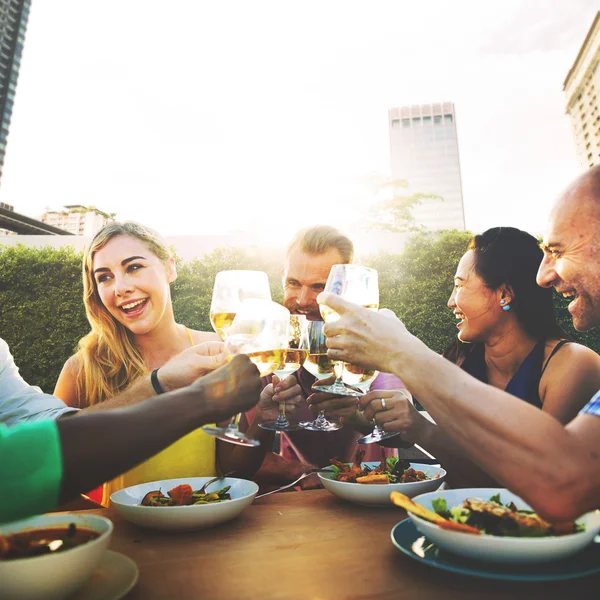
<box><xmin>202</xmin><ymin>425</ymin><xmax>261</xmax><ymax>447</ymax></box>
<box><xmin>312</xmin><ymin>381</ymin><xmax>362</xmax><ymax>397</ymax></box>
<box><xmin>300</xmin><ymin>413</ymin><xmax>343</xmax><ymax>432</ymax></box>
<box><xmin>259</xmin><ymin>421</ymin><xmax>304</xmax><ymax>432</ymax></box>
<box><xmin>357</xmin><ymin>430</ymin><xmax>399</xmax><ymax>444</ymax></box>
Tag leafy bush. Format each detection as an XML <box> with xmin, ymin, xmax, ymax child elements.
<box><xmin>2</xmin><ymin>233</ymin><xmax>599</xmax><ymax>394</ymax></box>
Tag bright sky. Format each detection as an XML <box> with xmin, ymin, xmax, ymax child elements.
<box><xmin>1</xmin><ymin>0</ymin><xmax>598</xmax><ymax>241</ymax></box>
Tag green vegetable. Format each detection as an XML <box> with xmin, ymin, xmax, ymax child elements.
<box><xmin>386</xmin><ymin>457</ymin><xmax>399</xmax><ymax>470</ymax></box>
<box><xmin>489</xmin><ymin>493</ymin><xmax>503</xmax><ymax>505</ymax></box>
<box><xmin>431</xmin><ymin>497</ymin><xmax>448</xmax><ymax>515</ymax></box>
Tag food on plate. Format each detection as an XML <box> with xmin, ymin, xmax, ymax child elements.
<box><xmin>0</xmin><ymin>523</ymin><xmax>99</xmax><ymax>560</ymax></box>
<box><xmin>329</xmin><ymin>449</ymin><xmax>434</xmax><ymax>484</ymax></box>
<box><xmin>141</xmin><ymin>483</ymin><xmax>232</xmax><ymax>506</ymax></box>
<box><xmin>392</xmin><ymin>491</ymin><xmax>585</xmax><ymax>537</ymax></box>
<box><xmin>390</xmin><ymin>491</ymin><xmax>481</xmax><ymax>534</ymax></box>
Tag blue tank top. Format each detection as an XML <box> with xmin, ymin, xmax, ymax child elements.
<box><xmin>460</xmin><ymin>340</ymin><xmax>568</xmax><ymax>409</ymax></box>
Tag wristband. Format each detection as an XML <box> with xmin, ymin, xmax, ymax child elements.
<box><xmin>151</xmin><ymin>369</ymin><xmax>165</xmax><ymax>395</ymax></box>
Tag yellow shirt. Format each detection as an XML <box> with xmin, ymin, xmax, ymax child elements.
<box><xmin>101</xmin><ymin>327</ymin><xmax>217</xmax><ymax>506</ymax></box>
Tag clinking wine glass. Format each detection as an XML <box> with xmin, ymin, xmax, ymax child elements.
<box><xmin>203</xmin><ymin>269</ymin><xmax>273</xmax><ymax>447</ymax></box>
<box><xmin>300</xmin><ymin>320</ymin><xmax>342</xmax><ymax>432</ymax></box>
<box><xmin>203</xmin><ymin>299</ymin><xmax>290</xmax><ymax>446</ymax></box>
<box><xmin>209</xmin><ymin>270</ymin><xmax>272</xmax><ymax>341</ymax></box>
<box><xmin>259</xmin><ymin>314</ymin><xmax>309</xmax><ymax>432</ymax></box>
<box><xmin>314</xmin><ymin>264</ymin><xmax>380</xmax><ymax>397</ymax></box>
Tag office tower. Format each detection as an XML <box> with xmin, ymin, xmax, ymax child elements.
<box><xmin>388</xmin><ymin>102</ymin><xmax>466</xmax><ymax>231</ymax></box>
<box><xmin>564</xmin><ymin>11</ymin><xmax>600</xmax><ymax>170</ymax></box>
<box><xmin>0</xmin><ymin>0</ymin><xmax>31</xmax><ymax>183</ymax></box>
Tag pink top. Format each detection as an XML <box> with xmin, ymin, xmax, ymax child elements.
<box><xmin>246</xmin><ymin>369</ymin><xmax>405</xmax><ymax>467</ymax></box>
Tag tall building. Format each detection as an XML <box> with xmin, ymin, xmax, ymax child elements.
<box><xmin>41</xmin><ymin>205</ymin><xmax>113</xmax><ymax>236</ymax></box>
<box><xmin>0</xmin><ymin>0</ymin><xmax>32</xmax><ymax>183</ymax></box>
<box><xmin>564</xmin><ymin>11</ymin><xmax>600</xmax><ymax>170</ymax></box>
<box><xmin>388</xmin><ymin>102</ymin><xmax>466</xmax><ymax>231</ymax></box>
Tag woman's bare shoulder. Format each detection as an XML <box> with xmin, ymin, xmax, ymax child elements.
<box><xmin>544</xmin><ymin>340</ymin><xmax>600</xmax><ymax>365</ymax></box>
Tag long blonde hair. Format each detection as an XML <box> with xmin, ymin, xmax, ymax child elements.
<box><xmin>75</xmin><ymin>221</ymin><xmax>172</xmax><ymax>407</ymax></box>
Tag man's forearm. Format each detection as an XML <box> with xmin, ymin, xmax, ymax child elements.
<box><xmin>57</xmin><ymin>386</ymin><xmax>213</xmax><ymax>501</ymax></box>
<box><xmin>77</xmin><ymin>374</ymin><xmax>156</xmax><ymax>414</ymax></box>
<box><xmin>391</xmin><ymin>337</ymin><xmax>597</xmax><ymax>519</ymax></box>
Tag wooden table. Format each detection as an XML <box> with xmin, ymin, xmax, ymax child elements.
<box><xmin>85</xmin><ymin>490</ymin><xmax>598</xmax><ymax>599</ymax></box>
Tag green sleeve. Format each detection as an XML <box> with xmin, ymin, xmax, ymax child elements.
<box><xmin>0</xmin><ymin>421</ymin><xmax>63</xmax><ymax>524</ymax></box>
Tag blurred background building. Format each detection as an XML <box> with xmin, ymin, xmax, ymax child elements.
<box><xmin>388</xmin><ymin>102</ymin><xmax>466</xmax><ymax>231</ymax></box>
<box><xmin>0</xmin><ymin>0</ymin><xmax>31</xmax><ymax>185</ymax></box>
<box><xmin>564</xmin><ymin>11</ymin><xmax>600</xmax><ymax>170</ymax></box>
<box><xmin>41</xmin><ymin>205</ymin><xmax>114</xmax><ymax>236</ymax></box>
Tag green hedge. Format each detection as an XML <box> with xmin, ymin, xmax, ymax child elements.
<box><xmin>2</xmin><ymin>234</ymin><xmax>599</xmax><ymax>393</ymax></box>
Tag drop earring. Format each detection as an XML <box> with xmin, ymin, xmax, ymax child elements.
<box><xmin>500</xmin><ymin>299</ymin><xmax>511</xmax><ymax>311</ymax></box>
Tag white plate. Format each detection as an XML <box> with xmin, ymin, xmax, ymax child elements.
<box><xmin>318</xmin><ymin>462</ymin><xmax>446</xmax><ymax>506</ymax></box>
<box><xmin>110</xmin><ymin>477</ymin><xmax>258</xmax><ymax>531</ymax></box>
<box><xmin>408</xmin><ymin>488</ymin><xmax>600</xmax><ymax>564</ymax></box>
<box><xmin>73</xmin><ymin>551</ymin><xmax>138</xmax><ymax>600</ymax></box>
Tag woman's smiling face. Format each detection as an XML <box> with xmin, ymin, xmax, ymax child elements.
<box><xmin>447</xmin><ymin>251</ymin><xmax>500</xmax><ymax>343</ymax></box>
<box><xmin>92</xmin><ymin>234</ymin><xmax>176</xmax><ymax>335</ymax></box>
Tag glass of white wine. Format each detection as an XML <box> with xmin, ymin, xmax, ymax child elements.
<box><xmin>209</xmin><ymin>270</ymin><xmax>272</xmax><ymax>341</ymax></box>
<box><xmin>259</xmin><ymin>314</ymin><xmax>309</xmax><ymax>432</ymax></box>
<box><xmin>314</xmin><ymin>264</ymin><xmax>380</xmax><ymax>397</ymax></box>
<box><xmin>203</xmin><ymin>271</ymin><xmax>273</xmax><ymax>448</ymax></box>
<box><xmin>203</xmin><ymin>299</ymin><xmax>291</xmax><ymax>446</ymax></box>
<box><xmin>301</xmin><ymin>320</ymin><xmax>342</xmax><ymax>432</ymax></box>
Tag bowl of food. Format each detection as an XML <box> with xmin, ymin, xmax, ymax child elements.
<box><xmin>0</xmin><ymin>512</ymin><xmax>113</xmax><ymax>600</ymax></box>
<box><xmin>317</xmin><ymin>451</ymin><xmax>446</xmax><ymax>506</ymax></box>
<box><xmin>110</xmin><ymin>476</ymin><xmax>259</xmax><ymax>531</ymax></box>
<box><xmin>393</xmin><ymin>488</ymin><xmax>600</xmax><ymax>564</ymax></box>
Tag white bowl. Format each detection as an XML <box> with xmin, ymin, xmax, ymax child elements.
<box><xmin>110</xmin><ymin>477</ymin><xmax>259</xmax><ymax>531</ymax></box>
<box><xmin>0</xmin><ymin>513</ymin><xmax>113</xmax><ymax>600</ymax></box>
<box><xmin>408</xmin><ymin>488</ymin><xmax>600</xmax><ymax>564</ymax></box>
<box><xmin>318</xmin><ymin>462</ymin><xmax>446</xmax><ymax>506</ymax></box>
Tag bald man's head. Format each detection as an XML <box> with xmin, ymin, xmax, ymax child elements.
<box><xmin>537</xmin><ymin>165</ymin><xmax>600</xmax><ymax>331</ymax></box>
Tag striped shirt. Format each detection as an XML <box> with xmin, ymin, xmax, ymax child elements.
<box><xmin>580</xmin><ymin>391</ymin><xmax>600</xmax><ymax>417</ymax></box>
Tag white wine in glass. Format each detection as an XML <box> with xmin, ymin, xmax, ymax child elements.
<box><xmin>313</xmin><ymin>265</ymin><xmax>379</xmax><ymax>397</ymax></box>
<box><xmin>209</xmin><ymin>270</ymin><xmax>271</xmax><ymax>340</ymax></box>
<box><xmin>301</xmin><ymin>319</ymin><xmax>342</xmax><ymax>432</ymax></box>
<box><xmin>260</xmin><ymin>315</ymin><xmax>309</xmax><ymax>432</ymax></box>
<box><xmin>203</xmin><ymin>273</ymin><xmax>273</xmax><ymax>447</ymax></box>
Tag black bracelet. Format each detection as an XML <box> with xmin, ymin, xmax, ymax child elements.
<box><xmin>151</xmin><ymin>369</ymin><xmax>165</xmax><ymax>395</ymax></box>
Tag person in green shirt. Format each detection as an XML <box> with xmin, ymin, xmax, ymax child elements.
<box><xmin>1</xmin><ymin>354</ymin><xmax>260</xmax><ymax>524</ymax></box>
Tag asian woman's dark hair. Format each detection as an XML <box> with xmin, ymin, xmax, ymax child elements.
<box><xmin>443</xmin><ymin>227</ymin><xmax>569</xmax><ymax>365</ymax></box>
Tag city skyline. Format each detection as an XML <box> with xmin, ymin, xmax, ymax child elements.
<box><xmin>0</xmin><ymin>1</ymin><xmax>599</xmax><ymax>240</ymax></box>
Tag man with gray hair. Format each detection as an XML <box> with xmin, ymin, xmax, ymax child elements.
<box><xmin>236</xmin><ymin>225</ymin><xmax>404</xmax><ymax>488</ymax></box>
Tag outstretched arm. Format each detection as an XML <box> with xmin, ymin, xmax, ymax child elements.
<box><xmin>318</xmin><ymin>292</ymin><xmax>600</xmax><ymax>522</ymax></box>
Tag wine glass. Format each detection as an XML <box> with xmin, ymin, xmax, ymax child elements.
<box><xmin>314</xmin><ymin>264</ymin><xmax>380</xmax><ymax>397</ymax></box>
<box><xmin>259</xmin><ymin>315</ymin><xmax>309</xmax><ymax>432</ymax></box>
<box><xmin>210</xmin><ymin>270</ymin><xmax>272</xmax><ymax>341</ymax></box>
<box><xmin>356</xmin><ymin>389</ymin><xmax>411</xmax><ymax>444</ymax></box>
<box><xmin>203</xmin><ymin>269</ymin><xmax>273</xmax><ymax>447</ymax></box>
<box><xmin>203</xmin><ymin>299</ymin><xmax>290</xmax><ymax>446</ymax></box>
<box><xmin>300</xmin><ymin>320</ymin><xmax>342</xmax><ymax>432</ymax></box>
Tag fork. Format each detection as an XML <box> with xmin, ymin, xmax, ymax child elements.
<box><xmin>197</xmin><ymin>471</ymin><xmax>235</xmax><ymax>495</ymax></box>
<box><xmin>255</xmin><ymin>469</ymin><xmax>331</xmax><ymax>499</ymax></box>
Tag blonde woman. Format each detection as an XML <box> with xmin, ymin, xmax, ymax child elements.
<box><xmin>55</xmin><ymin>221</ymin><xmax>302</xmax><ymax>504</ymax></box>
